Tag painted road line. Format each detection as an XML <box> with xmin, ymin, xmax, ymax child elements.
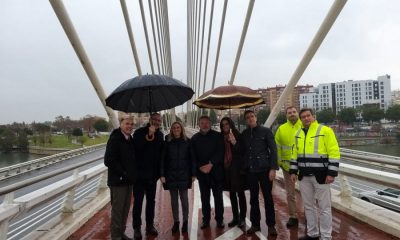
<box><xmin>245</xmin><ymin>218</ymin><xmax>267</xmax><ymax>240</ymax></box>
<box><xmin>190</xmin><ymin>180</ymin><xmax>200</xmax><ymax>240</ymax></box>
<box><xmin>214</xmin><ymin>227</ymin><xmax>244</xmax><ymax>240</ymax></box>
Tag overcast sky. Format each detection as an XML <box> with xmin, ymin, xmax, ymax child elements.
<box><xmin>1</xmin><ymin>0</ymin><xmax>399</xmax><ymax>124</ymax></box>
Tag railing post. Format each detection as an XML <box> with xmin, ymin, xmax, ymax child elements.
<box><xmin>61</xmin><ymin>170</ymin><xmax>79</xmax><ymax>213</ymax></box>
<box><xmin>0</xmin><ymin>193</ymin><xmax>14</xmax><ymax>240</ymax></box>
<box><xmin>338</xmin><ymin>173</ymin><xmax>352</xmax><ymax>198</ymax></box>
<box><xmin>97</xmin><ymin>173</ymin><xmax>108</xmax><ymax>192</ymax></box>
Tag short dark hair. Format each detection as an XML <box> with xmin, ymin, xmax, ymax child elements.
<box><xmin>244</xmin><ymin>110</ymin><xmax>255</xmax><ymax>118</ymax></box>
<box><xmin>285</xmin><ymin>106</ymin><xmax>297</xmax><ymax>113</ymax></box>
<box><xmin>299</xmin><ymin>108</ymin><xmax>314</xmax><ymax>117</ymax></box>
<box><xmin>199</xmin><ymin>115</ymin><xmax>211</xmax><ymax>122</ymax></box>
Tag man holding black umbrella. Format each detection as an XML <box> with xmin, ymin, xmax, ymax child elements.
<box><xmin>132</xmin><ymin>113</ymin><xmax>164</xmax><ymax>239</ymax></box>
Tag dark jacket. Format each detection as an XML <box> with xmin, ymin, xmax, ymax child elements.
<box><xmin>241</xmin><ymin>125</ymin><xmax>278</xmax><ymax>173</ymax></box>
<box><xmin>160</xmin><ymin>138</ymin><xmax>195</xmax><ymax>190</ymax></box>
<box><xmin>104</xmin><ymin>128</ymin><xmax>136</xmax><ymax>186</ymax></box>
<box><xmin>133</xmin><ymin>124</ymin><xmax>164</xmax><ymax>181</ymax></box>
<box><xmin>190</xmin><ymin>129</ymin><xmax>224</xmax><ymax>181</ymax></box>
<box><xmin>222</xmin><ymin>133</ymin><xmax>248</xmax><ymax>192</ymax></box>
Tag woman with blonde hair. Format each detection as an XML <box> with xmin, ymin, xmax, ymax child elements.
<box><xmin>160</xmin><ymin>121</ymin><xmax>195</xmax><ymax>234</ymax></box>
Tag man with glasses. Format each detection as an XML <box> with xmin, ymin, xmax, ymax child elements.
<box><xmin>241</xmin><ymin>110</ymin><xmax>278</xmax><ymax>237</ymax></box>
<box><xmin>132</xmin><ymin>113</ymin><xmax>164</xmax><ymax>239</ymax></box>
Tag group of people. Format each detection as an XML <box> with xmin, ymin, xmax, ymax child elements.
<box><xmin>104</xmin><ymin>107</ymin><xmax>340</xmax><ymax>240</ymax></box>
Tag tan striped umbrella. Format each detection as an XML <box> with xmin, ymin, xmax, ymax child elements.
<box><xmin>193</xmin><ymin>85</ymin><xmax>264</xmax><ymax>109</ymax></box>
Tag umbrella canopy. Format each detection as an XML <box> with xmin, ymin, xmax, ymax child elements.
<box><xmin>193</xmin><ymin>85</ymin><xmax>264</xmax><ymax>109</ymax></box>
<box><xmin>106</xmin><ymin>74</ymin><xmax>194</xmax><ymax>113</ymax></box>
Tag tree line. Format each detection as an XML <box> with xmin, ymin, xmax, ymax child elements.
<box><xmin>0</xmin><ymin>115</ymin><xmax>110</xmax><ymax>153</ymax></box>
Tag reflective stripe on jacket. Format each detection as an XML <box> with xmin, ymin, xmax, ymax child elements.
<box><xmin>275</xmin><ymin>119</ymin><xmax>302</xmax><ymax>172</ymax></box>
<box><xmin>289</xmin><ymin>120</ymin><xmax>340</xmax><ymax>183</ymax></box>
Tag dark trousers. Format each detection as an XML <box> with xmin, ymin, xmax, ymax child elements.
<box><xmin>110</xmin><ymin>185</ymin><xmax>132</xmax><ymax>240</ymax></box>
<box><xmin>230</xmin><ymin>191</ymin><xmax>247</xmax><ymax>220</ymax></box>
<box><xmin>198</xmin><ymin>173</ymin><xmax>224</xmax><ymax>223</ymax></box>
<box><xmin>170</xmin><ymin>188</ymin><xmax>189</xmax><ymax>222</ymax></box>
<box><xmin>132</xmin><ymin>179</ymin><xmax>157</xmax><ymax>229</ymax></box>
<box><xmin>248</xmin><ymin>171</ymin><xmax>276</xmax><ymax>227</ymax></box>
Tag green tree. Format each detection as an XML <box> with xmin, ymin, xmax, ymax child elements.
<box><xmin>385</xmin><ymin>104</ymin><xmax>400</xmax><ymax>122</ymax></box>
<box><xmin>17</xmin><ymin>131</ymin><xmax>29</xmax><ymax>151</ymax></box>
<box><xmin>209</xmin><ymin>109</ymin><xmax>218</xmax><ymax>124</ymax></box>
<box><xmin>256</xmin><ymin>108</ymin><xmax>270</xmax><ymax>125</ymax></box>
<box><xmin>316</xmin><ymin>108</ymin><xmax>335</xmax><ymax>124</ymax></box>
<box><xmin>337</xmin><ymin>107</ymin><xmax>357</xmax><ymax>126</ymax></box>
<box><xmin>275</xmin><ymin>112</ymin><xmax>287</xmax><ymax>125</ymax></box>
<box><xmin>93</xmin><ymin>119</ymin><xmax>109</xmax><ymax>132</ymax></box>
<box><xmin>362</xmin><ymin>105</ymin><xmax>385</xmax><ymax>123</ymax></box>
<box><xmin>72</xmin><ymin>128</ymin><xmax>83</xmax><ymax>136</ymax></box>
<box><xmin>0</xmin><ymin>128</ymin><xmax>16</xmax><ymax>152</ymax></box>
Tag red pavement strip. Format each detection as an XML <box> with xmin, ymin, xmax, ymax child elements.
<box><xmin>69</xmin><ymin>180</ymin><xmax>399</xmax><ymax>240</ymax></box>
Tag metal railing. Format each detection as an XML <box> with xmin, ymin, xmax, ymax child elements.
<box><xmin>0</xmin><ymin>143</ymin><xmax>106</xmax><ymax>181</ymax></box>
<box><xmin>0</xmin><ymin>156</ymin><xmax>107</xmax><ymax>240</ymax></box>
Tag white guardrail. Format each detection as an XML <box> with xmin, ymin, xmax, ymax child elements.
<box><xmin>0</xmin><ymin>143</ymin><xmax>106</xmax><ymax>181</ymax></box>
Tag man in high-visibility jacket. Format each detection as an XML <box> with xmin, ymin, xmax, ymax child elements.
<box><xmin>275</xmin><ymin>106</ymin><xmax>302</xmax><ymax>228</ymax></box>
<box><xmin>290</xmin><ymin>108</ymin><xmax>340</xmax><ymax>240</ymax></box>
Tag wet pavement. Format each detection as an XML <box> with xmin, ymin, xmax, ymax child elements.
<box><xmin>69</xmin><ymin>180</ymin><xmax>399</xmax><ymax>240</ymax></box>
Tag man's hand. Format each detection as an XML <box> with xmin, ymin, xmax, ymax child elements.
<box><xmin>290</xmin><ymin>174</ymin><xmax>297</xmax><ymax>183</ymax></box>
<box><xmin>148</xmin><ymin>124</ymin><xmax>156</xmax><ymax>136</ymax></box>
<box><xmin>325</xmin><ymin>175</ymin><xmax>335</xmax><ymax>184</ymax></box>
<box><xmin>199</xmin><ymin>163</ymin><xmax>213</xmax><ymax>174</ymax></box>
<box><xmin>268</xmin><ymin>169</ymin><xmax>276</xmax><ymax>182</ymax></box>
<box><xmin>160</xmin><ymin>177</ymin><xmax>166</xmax><ymax>183</ymax></box>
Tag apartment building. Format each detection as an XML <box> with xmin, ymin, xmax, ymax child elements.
<box><xmin>258</xmin><ymin>85</ymin><xmax>313</xmax><ymax>111</ymax></box>
<box><xmin>299</xmin><ymin>75</ymin><xmax>391</xmax><ymax>113</ymax></box>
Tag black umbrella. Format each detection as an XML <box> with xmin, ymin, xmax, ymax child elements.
<box><xmin>105</xmin><ymin>74</ymin><xmax>194</xmax><ymax>113</ymax></box>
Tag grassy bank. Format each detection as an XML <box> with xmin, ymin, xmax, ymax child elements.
<box><xmin>29</xmin><ymin>135</ymin><xmax>109</xmax><ymax>149</ymax></box>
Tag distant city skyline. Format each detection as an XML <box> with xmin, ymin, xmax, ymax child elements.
<box><xmin>1</xmin><ymin>0</ymin><xmax>400</xmax><ymax>124</ymax></box>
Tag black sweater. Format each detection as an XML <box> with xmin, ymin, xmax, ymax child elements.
<box><xmin>104</xmin><ymin>128</ymin><xmax>137</xmax><ymax>186</ymax></box>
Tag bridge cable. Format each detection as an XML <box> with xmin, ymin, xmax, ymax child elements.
<box><xmin>210</xmin><ymin>0</ymin><xmax>228</xmax><ymax>90</ymax></box>
<box><xmin>119</xmin><ymin>0</ymin><xmax>142</xmax><ymax>76</ymax></box>
<box><xmin>139</xmin><ymin>0</ymin><xmax>155</xmax><ymax>74</ymax></box>
<box><xmin>228</xmin><ymin>0</ymin><xmax>255</xmax><ymax>85</ymax></box>
<box><xmin>148</xmin><ymin>0</ymin><xmax>161</xmax><ymax>74</ymax></box>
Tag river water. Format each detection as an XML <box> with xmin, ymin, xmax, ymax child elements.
<box><xmin>0</xmin><ymin>152</ymin><xmax>41</xmax><ymax>168</ymax></box>
<box><xmin>346</xmin><ymin>144</ymin><xmax>400</xmax><ymax>157</ymax></box>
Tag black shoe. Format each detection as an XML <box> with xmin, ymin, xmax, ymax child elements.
<box><xmin>237</xmin><ymin>219</ymin><xmax>246</xmax><ymax>228</ymax></box>
<box><xmin>217</xmin><ymin>221</ymin><xmax>225</xmax><ymax>228</ymax></box>
<box><xmin>146</xmin><ymin>225</ymin><xmax>158</xmax><ymax>236</ymax></box>
<box><xmin>286</xmin><ymin>218</ymin><xmax>299</xmax><ymax>228</ymax></box>
<box><xmin>228</xmin><ymin>218</ymin><xmax>238</xmax><ymax>227</ymax></box>
<box><xmin>133</xmin><ymin>229</ymin><xmax>142</xmax><ymax>240</ymax></box>
<box><xmin>172</xmin><ymin>221</ymin><xmax>179</xmax><ymax>234</ymax></box>
<box><xmin>246</xmin><ymin>225</ymin><xmax>261</xmax><ymax>234</ymax></box>
<box><xmin>200</xmin><ymin>221</ymin><xmax>210</xmax><ymax>229</ymax></box>
<box><xmin>299</xmin><ymin>235</ymin><xmax>319</xmax><ymax>240</ymax></box>
<box><xmin>122</xmin><ymin>233</ymin><xmax>133</xmax><ymax>240</ymax></box>
<box><xmin>268</xmin><ymin>226</ymin><xmax>278</xmax><ymax>236</ymax></box>
<box><xmin>181</xmin><ymin>221</ymin><xmax>188</xmax><ymax>233</ymax></box>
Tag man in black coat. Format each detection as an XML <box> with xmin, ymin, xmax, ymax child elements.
<box><xmin>132</xmin><ymin>113</ymin><xmax>164</xmax><ymax>239</ymax></box>
<box><xmin>104</xmin><ymin>115</ymin><xmax>136</xmax><ymax>240</ymax></box>
<box><xmin>241</xmin><ymin>110</ymin><xmax>278</xmax><ymax>236</ymax></box>
<box><xmin>191</xmin><ymin>115</ymin><xmax>225</xmax><ymax>229</ymax></box>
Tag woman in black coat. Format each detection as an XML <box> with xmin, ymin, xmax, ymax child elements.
<box><xmin>220</xmin><ymin>117</ymin><xmax>247</xmax><ymax>228</ymax></box>
<box><xmin>160</xmin><ymin>121</ymin><xmax>195</xmax><ymax>234</ymax></box>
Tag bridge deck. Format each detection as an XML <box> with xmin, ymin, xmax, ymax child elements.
<box><xmin>69</xmin><ymin>181</ymin><xmax>398</xmax><ymax>240</ymax></box>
